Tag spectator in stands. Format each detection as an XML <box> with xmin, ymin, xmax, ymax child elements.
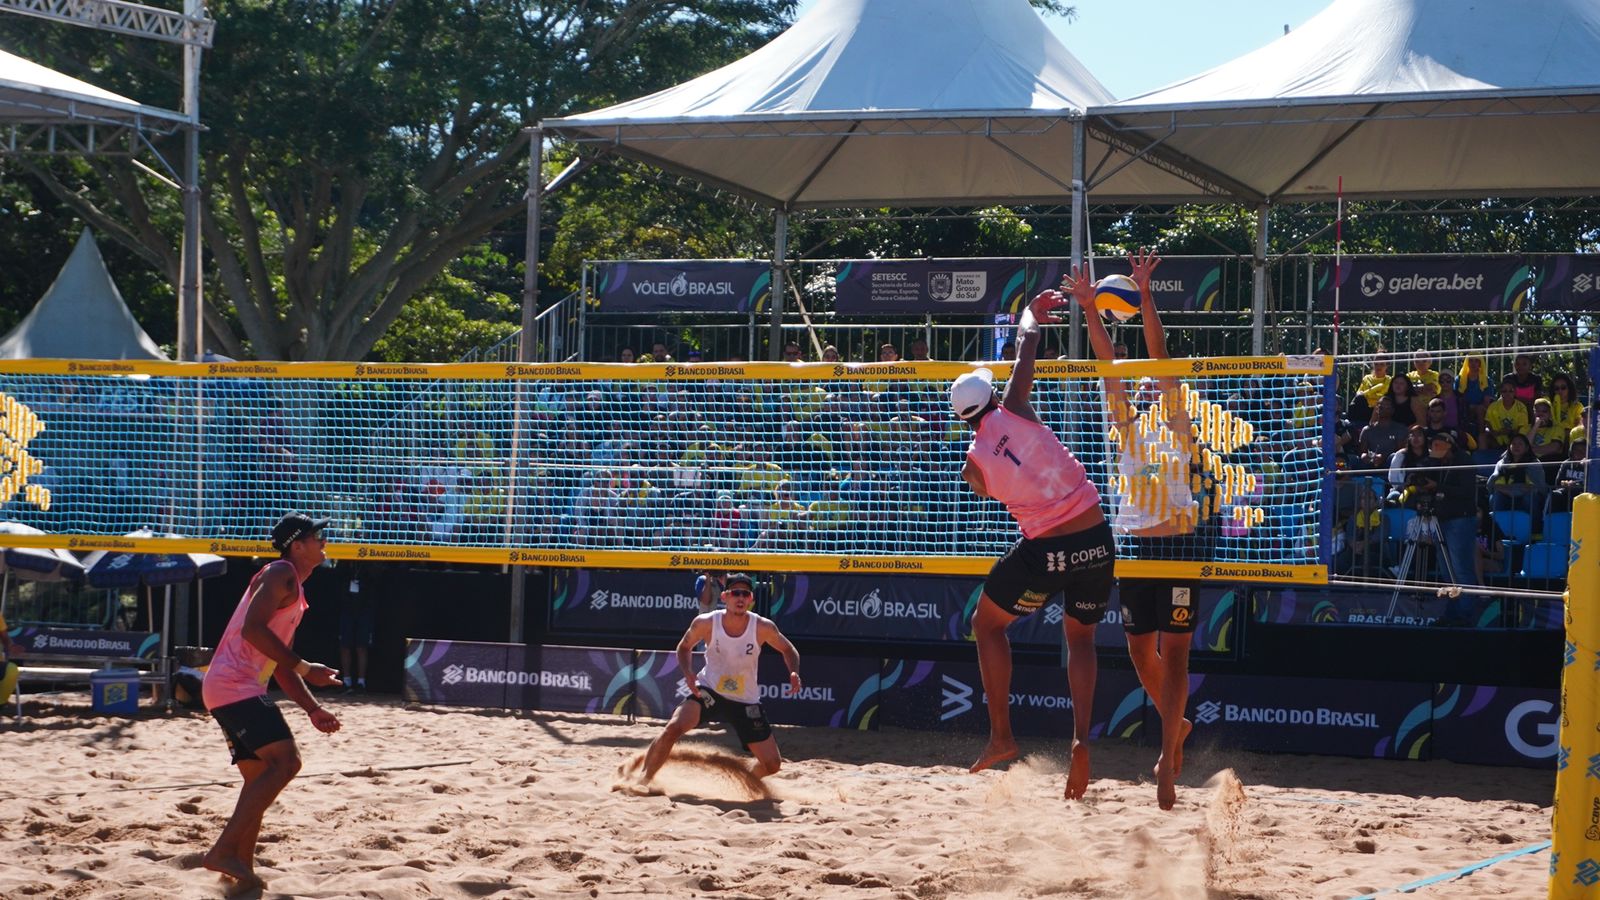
<box><xmin>1422</xmin><ymin>398</ymin><xmax>1466</xmax><ymax>449</ymax></box>
<box><xmin>1550</xmin><ymin>438</ymin><xmax>1587</xmax><ymax>514</ymax></box>
<box><xmin>909</xmin><ymin>338</ymin><xmax>931</xmax><ymax>361</ymax></box>
<box><xmin>1528</xmin><ymin>398</ymin><xmax>1568</xmax><ymax>468</ymax></box>
<box><xmin>782</xmin><ymin>341</ymin><xmax>804</xmax><ymax>362</ymax></box>
<box><xmin>999</xmin><ymin>340</ymin><xmax>1017</xmax><ymax>361</ymax></box>
<box><xmin>1386</xmin><ymin>373</ymin><xmax>1424</xmax><ymax>427</ymax></box>
<box><xmin>1355</xmin><ymin>396</ymin><xmax>1408</xmax><ymax>470</ymax></box>
<box><xmin>1385</xmin><ymin>425</ymin><xmax>1430</xmax><ymax>503</ymax></box>
<box><xmin>651</xmin><ymin>341</ymin><xmax>673</xmax><ymax>363</ymax></box>
<box><xmin>1407</xmin><ymin>350</ymin><xmax>1440</xmax><ymax>401</ymax></box>
<box><xmin>1509</xmin><ymin>353</ymin><xmax>1541</xmax><ymax>410</ymax></box>
<box><xmin>710</xmin><ymin>492</ymin><xmax>742</xmax><ymax>550</ymax></box>
<box><xmin>1435</xmin><ymin>370</ymin><xmax>1463</xmax><ymax>429</ymax></box>
<box><xmin>617</xmin><ymin>346</ymin><xmax>636</xmax><ymax>364</ymax></box>
<box><xmin>1458</xmin><ymin>354</ymin><xmax>1489</xmax><ymax>410</ymax></box>
<box><xmin>1549</xmin><ymin>373</ymin><xmax>1584</xmax><ymax>434</ymax></box>
<box><xmin>1489</xmin><ymin>434</ymin><xmax>1546</xmax><ymax>523</ymax></box>
<box><xmin>1481</xmin><ymin>377</ymin><xmax>1529</xmax><ymax>458</ymax></box>
<box><xmin>1346</xmin><ymin>353</ymin><xmax>1387</xmax><ymax>425</ymax></box>
<box><xmin>821</xmin><ymin>344</ymin><xmax>841</xmax><ymax>363</ymax></box>
<box><xmin>754</xmin><ymin>481</ymin><xmax>807</xmax><ymax>551</ymax></box>
<box><xmin>805</xmin><ymin>475</ymin><xmax>851</xmax><ymax>551</ymax></box>
<box><xmin>878</xmin><ymin>343</ymin><xmax>900</xmax><ymax>362</ymax></box>
<box><xmin>201</xmin><ymin>513</ymin><xmax>342</xmax><ymax>888</ymax></box>
<box><xmin>1415</xmin><ymin>432</ymin><xmax>1480</xmax><ymax>595</ymax></box>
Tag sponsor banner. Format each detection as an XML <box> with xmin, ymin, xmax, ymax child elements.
<box><xmin>11</xmin><ymin>627</ymin><xmax>159</xmax><ymax>659</ymax></box>
<box><xmin>1430</xmin><ymin>683</ymin><xmax>1559</xmax><ymax>769</ymax></box>
<box><xmin>632</xmin><ymin>649</ymin><xmax>879</xmax><ymax>730</ymax></box>
<box><xmin>877</xmin><ymin>657</ymin><xmax>1147</xmax><ymax>741</ymax></box>
<box><xmin>834</xmin><ymin>259</ymin><xmax>1027</xmax><ymax>314</ymax></box>
<box><xmin>593</xmin><ymin>260</ymin><xmax>769</xmax><ymax>313</ymax></box>
<box><xmin>504</xmin><ymin>644</ymin><xmax>622</xmax><ymax>714</ymax></box>
<box><xmin>402</xmin><ymin>639</ymin><xmax>513</xmax><ymax>709</ymax></box>
<box><xmin>1532</xmin><ymin>254</ymin><xmax>1600</xmax><ymax>311</ymax></box>
<box><xmin>1084</xmin><ymin>257</ymin><xmax>1229</xmax><ymax>312</ymax></box>
<box><xmin>774</xmin><ymin>572</ymin><xmax>970</xmax><ymax>641</ymax></box>
<box><xmin>1187</xmin><ymin>673</ymin><xmax>1431</xmax><ymax>759</ymax></box>
<box><xmin>1249</xmin><ymin>586</ymin><xmax>1527</xmax><ymax>630</ymax></box>
<box><xmin>548</xmin><ymin>569</ymin><xmax>702</xmax><ymax>634</ymax></box>
<box><xmin>1314</xmin><ymin>256</ymin><xmax>1532</xmax><ymax>312</ymax></box>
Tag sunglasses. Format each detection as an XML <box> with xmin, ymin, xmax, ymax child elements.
<box><xmin>726</xmin><ymin>588</ymin><xmax>753</xmax><ymax>597</ymax></box>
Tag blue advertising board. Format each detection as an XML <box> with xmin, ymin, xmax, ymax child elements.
<box><xmin>876</xmin><ymin>657</ymin><xmax>1147</xmax><ymax>741</ymax></box>
<box><xmin>1430</xmin><ymin>683</ymin><xmax>1559</xmax><ymax>769</ymax></box>
<box><xmin>1186</xmin><ymin>673</ymin><xmax>1432</xmax><ymax>759</ymax></box>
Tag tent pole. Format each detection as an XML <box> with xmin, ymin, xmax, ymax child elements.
<box><xmin>771</xmin><ymin>209</ymin><xmax>788</xmax><ymax>361</ymax></box>
<box><xmin>176</xmin><ymin>0</ymin><xmax>204</xmax><ymax>361</ymax></box>
<box><xmin>1252</xmin><ymin>204</ymin><xmax>1269</xmax><ymax>355</ymax></box>
<box><xmin>508</xmin><ymin>125</ymin><xmax>542</xmax><ymax>645</ymax></box>
<box><xmin>1067</xmin><ymin>120</ymin><xmax>1086</xmax><ymax>360</ymax></box>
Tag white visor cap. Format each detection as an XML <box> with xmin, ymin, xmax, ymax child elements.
<box><xmin>950</xmin><ymin>368</ymin><xmax>996</xmax><ymax>419</ymax></box>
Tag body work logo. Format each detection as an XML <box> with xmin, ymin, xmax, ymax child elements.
<box><xmin>941</xmin><ymin>675</ymin><xmax>973</xmax><ymax>720</ymax></box>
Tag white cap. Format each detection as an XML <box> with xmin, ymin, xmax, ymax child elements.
<box><xmin>950</xmin><ymin>368</ymin><xmax>996</xmax><ymax>420</ymax></box>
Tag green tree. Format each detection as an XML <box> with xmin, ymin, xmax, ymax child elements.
<box><xmin>6</xmin><ymin>0</ymin><xmax>796</xmax><ymax>360</ymax></box>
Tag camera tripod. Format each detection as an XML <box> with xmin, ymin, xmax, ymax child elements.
<box><xmin>1386</xmin><ymin>512</ymin><xmax>1462</xmax><ymax>617</ymax></box>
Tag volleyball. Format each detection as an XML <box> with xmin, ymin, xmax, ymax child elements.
<box><xmin>1093</xmin><ymin>273</ymin><xmax>1141</xmax><ymax>323</ymax></box>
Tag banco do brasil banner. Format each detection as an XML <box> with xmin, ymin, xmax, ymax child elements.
<box><xmin>594</xmin><ymin>260</ymin><xmax>770</xmax><ymax>313</ymax></box>
<box><xmin>835</xmin><ymin>258</ymin><xmax>1224</xmax><ymax>315</ymax></box>
<box><xmin>548</xmin><ymin>568</ymin><xmax>702</xmax><ymax>634</ymax></box>
<box><xmin>1315</xmin><ymin>257</ymin><xmax>1532</xmax><ymax>312</ymax></box>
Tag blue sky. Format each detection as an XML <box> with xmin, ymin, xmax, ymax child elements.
<box><xmin>792</xmin><ymin>0</ymin><xmax>1334</xmax><ymax>99</ymax></box>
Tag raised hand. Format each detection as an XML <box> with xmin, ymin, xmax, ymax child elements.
<box><xmin>1060</xmin><ymin>264</ymin><xmax>1096</xmax><ymax>311</ymax></box>
<box><xmin>1028</xmin><ymin>289</ymin><xmax>1070</xmax><ymax>323</ymax></box>
<box><xmin>1128</xmin><ymin>247</ymin><xmax>1162</xmax><ymax>293</ymax></box>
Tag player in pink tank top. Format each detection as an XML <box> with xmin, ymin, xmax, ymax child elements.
<box><xmin>201</xmin><ymin>512</ymin><xmax>343</xmax><ymax>889</ymax></box>
<box><xmin>950</xmin><ymin>289</ymin><xmax>1116</xmax><ymax>801</ymax></box>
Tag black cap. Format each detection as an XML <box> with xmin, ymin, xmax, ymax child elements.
<box><xmin>1429</xmin><ymin>430</ymin><xmax>1456</xmax><ymax>446</ymax></box>
<box><xmin>272</xmin><ymin>511</ymin><xmax>331</xmax><ymax>552</ymax></box>
<box><xmin>724</xmin><ymin>573</ymin><xmax>754</xmax><ymax>591</ymax></box>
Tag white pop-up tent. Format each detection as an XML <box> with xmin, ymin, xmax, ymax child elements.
<box><xmin>543</xmin><ymin>0</ymin><xmax>1172</xmax><ymax>209</ymax></box>
<box><xmin>1090</xmin><ymin>0</ymin><xmax>1600</xmax><ymax>203</ymax></box>
<box><xmin>0</xmin><ymin>229</ymin><xmax>169</xmax><ymax>360</ymax></box>
<box><xmin>0</xmin><ymin>44</ymin><xmax>188</xmax><ymax>135</ymax></box>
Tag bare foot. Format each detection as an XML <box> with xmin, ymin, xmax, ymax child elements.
<box><xmin>1175</xmin><ymin>718</ymin><xmax>1192</xmax><ymax>777</ymax></box>
<box><xmin>1063</xmin><ymin>740</ymin><xmax>1090</xmax><ymax>800</ymax></box>
<box><xmin>1154</xmin><ymin>758</ymin><xmax>1177</xmax><ymax>810</ymax></box>
<box><xmin>969</xmin><ymin>739</ymin><xmax>1019</xmax><ymax>773</ymax></box>
<box><xmin>201</xmin><ymin>850</ymin><xmax>258</xmax><ymax>886</ymax></box>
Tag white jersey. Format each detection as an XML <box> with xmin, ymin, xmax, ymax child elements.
<box><xmin>697</xmin><ymin>610</ymin><xmax>763</xmax><ymax>703</ymax></box>
<box><xmin>1112</xmin><ymin>424</ymin><xmax>1198</xmax><ymax>533</ymax></box>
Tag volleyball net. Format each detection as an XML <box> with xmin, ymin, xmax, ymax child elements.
<box><xmin>0</xmin><ymin>356</ymin><xmax>1332</xmax><ymax>582</ymax></box>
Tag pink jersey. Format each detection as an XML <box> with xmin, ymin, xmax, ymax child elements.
<box><xmin>968</xmin><ymin>405</ymin><xmax>1100</xmax><ymax>539</ymax></box>
<box><xmin>202</xmin><ymin>563</ymin><xmax>307</xmax><ymax>709</ymax></box>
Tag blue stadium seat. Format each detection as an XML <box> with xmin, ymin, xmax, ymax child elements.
<box><xmin>1542</xmin><ymin>511</ymin><xmax>1573</xmax><ymax>548</ymax></box>
<box><xmin>1492</xmin><ymin>509</ymin><xmax>1533</xmax><ymax>545</ymax></box>
<box><xmin>1381</xmin><ymin>508</ymin><xmax>1417</xmax><ymax>567</ymax></box>
<box><xmin>1519</xmin><ymin>542</ymin><xmax>1569</xmax><ymax>580</ymax></box>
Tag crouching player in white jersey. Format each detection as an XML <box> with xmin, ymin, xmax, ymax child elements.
<box><xmin>951</xmin><ymin>290</ymin><xmax>1116</xmax><ymax>800</ymax></box>
<box><xmin>1067</xmin><ymin>249</ymin><xmax>1201</xmax><ymax>810</ymax></box>
<box><xmin>627</xmin><ymin>573</ymin><xmax>802</xmax><ymax>785</ymax></box>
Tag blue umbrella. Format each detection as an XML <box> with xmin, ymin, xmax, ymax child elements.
<box><xmin>81</xmin><ymin>530</ymin><xmax>228</xmax><ymax>661</ymax></box>
<box><xmin>0</xmin><ymin>522</ymin><xmax>87</xmax><ymax>618</ymax></box>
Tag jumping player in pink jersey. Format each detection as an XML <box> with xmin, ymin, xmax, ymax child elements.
<box><xmin>951</xmin><ymin>290</ymin><xmax>1115</xmax><ymax>799</ymax></box>
<box><xmin>201</xmin><ymin>512</ymin><xmax>343</xmax><ymax>888</ymax></box>
<box><xmin>624</xmin><ymin>573</ymin><xmax>802</xmax><ymax>787</ymax></box>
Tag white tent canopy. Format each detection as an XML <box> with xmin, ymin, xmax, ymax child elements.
<box><xmin>543</xmin><ymin>0</ymin><xmax>1224</xmax><ymax>208</ymax></box>
<box><xmin>1091</xmin><ymin>0</ymin><xmax>1600</xmax><ymax>202</ymax></box>
<box><xmin>0</xmin><ymin>228</ymin><xmax>168</xmax><ymax>360</ymax></box>
<box><xmin>0</xmin><ymin>44</ymin><xmax>186</xmax><ymax>132</ymax></box>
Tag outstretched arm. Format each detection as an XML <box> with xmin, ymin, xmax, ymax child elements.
<box><xmin>1127</xmin><ymin>248</ymin><xmax>1192</xmax><ymax>441</ymax></box>
<box><xmin>1063</xmin><ymin>266</ymin><xmax>1132</xmax><ymax>423</ymax></box>
<box><xmin>760</xmin><ymin>620</ymin><xmax>802</xmax><ymax>693</ymax></box>
<box><xmin>1000</xmin><ymin>293</ymin><xmax>1053</xmax><ymax>422</ymax></box>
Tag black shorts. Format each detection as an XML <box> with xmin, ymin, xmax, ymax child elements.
<box><xmin>691</xmin><ymin>687</ymin><xmax>773</xmax><ymax>746</ymax></box>
<box><xmin>984</xmin><ymin>520</ymin><xmax>1115</xmax><ymax>624</ymax></box>
<box><xmin>210</xmin><ymin>696</ymin><xmax>295</xmax><ymax>764</ymax></box>
<box><xmin>1119</xmin><ymin>534</ymin><xmax>1205</xmax><ymax>635</ymax></box>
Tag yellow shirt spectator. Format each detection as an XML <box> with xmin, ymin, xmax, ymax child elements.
<box><xmin>1406</xmin><ymin>368</ymin><xmax>1440</xmax><ymax>397</ymax></box>
<box><xmin>1484</xmin><ymin>396</ymin><xmax>1529</xmax><ymax>449</ymax></box>
<box><xmin>1357</xmin><ymin>373</ymin><xmax>1391</xmax><ymax>406</ymax></box>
